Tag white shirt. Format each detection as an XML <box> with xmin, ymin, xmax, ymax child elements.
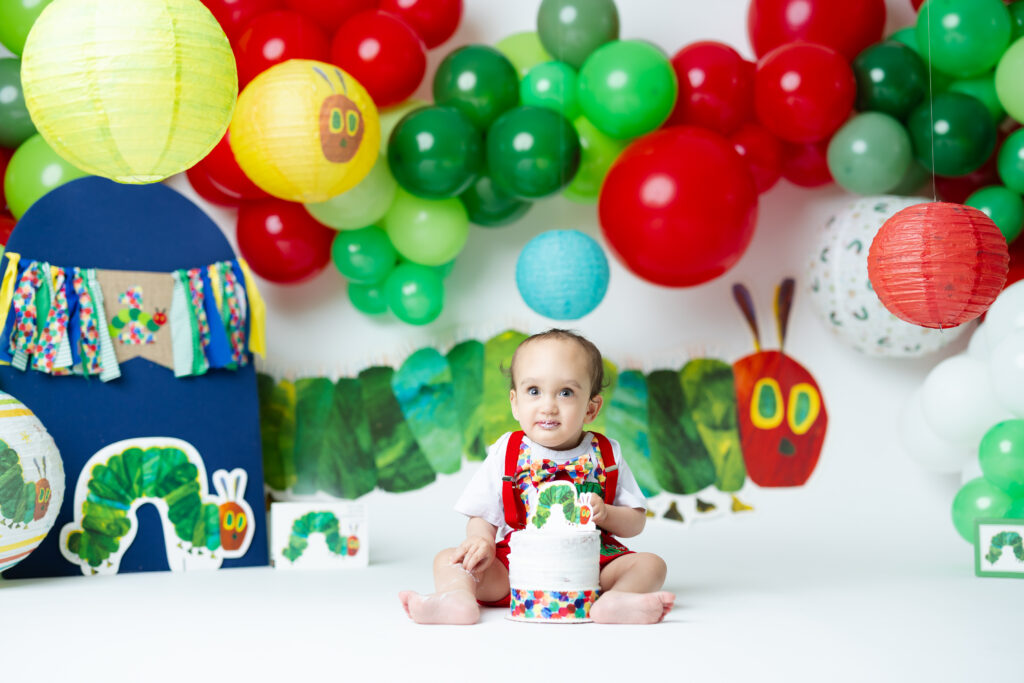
<box><xmin>454</xmin><ymin>431</ymin><xmax>648</xmax><ymax>540</ymax></box>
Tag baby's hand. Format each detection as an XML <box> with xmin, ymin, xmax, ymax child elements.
<box><xmin>450</xmin><ymin>535</ymin><xmax>495</xmax><ymax>574</ymax></box>
<box><xmin>589</xmin><ymin>495</ymin><xmax>608</xmax><ymax>526</ymax></box>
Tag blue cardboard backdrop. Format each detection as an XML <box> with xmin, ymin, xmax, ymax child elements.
<box><xmin>1</xmin><ymin>177</ymin><xmax>268</xmax><ymax>577</ymax></box>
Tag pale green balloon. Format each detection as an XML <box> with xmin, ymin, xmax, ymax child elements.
<box><xmin>996</xmin><ymin>38</ymin><xmax>1024</xmax><ymax>124</ymax></box>
<box><xmin>826</xmin><ymin>112</ymin><xmax>912</xmax><ymax>195</ymax></box>
<box><xmin>495</xmin><ymin>31</ymin><xmax>553</xmax><ymax>79</ymax></box>
<box><xmin>379</xmin><ymin>98</ymin><xmax>429</xmax><ymax>155</ymax></box>
<box><xmin>384</xmin><ymin>188</ymin><xmax>469</xmax><ymax>266</ymax></box>
<box><xmin>564</xmin><ymin>115</ymin><xmax>626</xmax><ymax>202</ymax></box>
<box><xmin>304</xmin><ymin>154</ymin><xmax>397</xmax><ymax>230</ymax></box>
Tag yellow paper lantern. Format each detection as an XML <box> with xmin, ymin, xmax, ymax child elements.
<box><xmin>20</xmin><ymin>0</ymin><xmax>237</xmax><ymax>184</ymax></box>
<box><xmin>229</xmin><ymin>59</ymin><xmax>380</xmax><ymax>203</ymax></box>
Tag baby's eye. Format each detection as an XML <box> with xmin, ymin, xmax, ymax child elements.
<box><xmin>527</xmin><ymin>387</ymin><xmax>539</xmax><ymax>396</ymax></box>
<box><xmin>559</xmin><ymin>388</ymin><xmax>574</xmax><ymax>397</ymax></box>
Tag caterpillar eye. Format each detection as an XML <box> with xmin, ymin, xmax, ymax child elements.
<box><xmin>235</xmin><ymin>513</ymin><xmax>247</xmax><ymax>532</ymax></box>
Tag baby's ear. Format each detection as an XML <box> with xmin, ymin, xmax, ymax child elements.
<box><xmin>509</xmin><ymin>389</ymin><xmax>518</xmax><ymax>420</ymax></box>
<box><xmin>585</xmin><ymin>395</ymin><xmax>603</xmax><ymax>423</ymax></box>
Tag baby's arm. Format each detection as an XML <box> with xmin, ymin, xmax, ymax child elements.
<box><xmin>589</xmin><ymin>497</ymin><xmax>645</xmax><ymax>538</ymax></box>
<box><xmin>449</xmin><ymin>516</ymin><xmax>498</xmax><ymax>573</ymax></box>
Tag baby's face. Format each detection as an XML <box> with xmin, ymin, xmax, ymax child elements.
<box><xmin>509</xmin><ymin>338</ymin><xmax>602</xmax><ymax>450</ymax></box>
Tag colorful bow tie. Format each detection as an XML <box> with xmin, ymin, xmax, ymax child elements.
<box><xmin>518</xmin><ymin>453</ymin><xmax>594</xmax><ymax>488</ymax></box>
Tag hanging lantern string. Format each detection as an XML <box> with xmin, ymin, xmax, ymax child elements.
<box><xmin>926</xmin><ymin>1</ymin><xmax>938</xmax><ymax>204</ymax></box>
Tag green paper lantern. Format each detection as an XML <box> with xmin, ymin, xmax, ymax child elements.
<box><xmin>20</xmin><ymin>0</ymin><xmax>237</xmax><ymax>184</ymax></box>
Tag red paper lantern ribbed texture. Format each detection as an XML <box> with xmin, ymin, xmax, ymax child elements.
<box><xmin>867</xmin><ymin>202</ymin><xmax>1009</xmax><ymax>329</ymax></box>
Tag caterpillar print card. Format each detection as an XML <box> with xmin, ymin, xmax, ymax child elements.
<box><xmin>270</xmin><ymin>502</ymin><xmax>368</xmax><ymax>570</ymax></box>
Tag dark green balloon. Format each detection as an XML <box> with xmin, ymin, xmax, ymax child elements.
<box><xmin>1010</xmin><ymin>2</ymin><xmax>1024</xmax><ymax>41</ymax></box>
<box><xmin>331</xmin><ymin>226</ymin><xmax>397</xmax><ymax>284</ymax></box>
<box><xmin>486</xmin><ymin>106</ymin><xmax>580</xmax><ymax>199</ymax></box>
<box><xmin>387</xmin><ymin>105</ymin><xmax>484</xmax><ymax>199</ymax></box>
<box><xmin>348</xmin><ymin>281</ymin><xmax>388</xmax><ymax>315</ymax></box>
<box><xmin>966</xmin><ymin>185</ymin><xmax>1024</xmax><ymax>243</ymax></box>
<box><xmin>459</xmin><ymin>173</ymin><xmax>531</xmax><ymax>227</ymax></box>
<box><xmin>852</xmin><ymin>42</ymin><xmax>927</xmax><ymax>120</ymax></box>
<box><xmin>907</xmin><ymin>92</ymin><xmax>996</xmax><ymax>176</ymax></box>
<box><xmin>949</xmin><ymin>72</ymin><xmax>1004</xmax><ymax>124</ymax></box>
<box><xmin>537</xmin><ymin>0</ymin><xmax>619</xmax><ymax>70</ymax></box>
<box><xmin>433</xmin><ymin>45</ymin><xmax>519</xmax><ymax>130</ymax></box>
<box><xmin>0</xmin><ymin>58</ymin><xmax>36</xmax><ymax>148</ymax></box>
<box><xmin>385</xmin><ymin>263</ymin><xmax>444</xmax><ymax>325</ymax></box>
<box><xmin>886</xmin><ymin>27</ymin><xmax>953</xmax><ymax>95</ymax></box>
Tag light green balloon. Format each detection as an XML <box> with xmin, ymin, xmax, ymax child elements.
<box><xmin>4</xmin><ymin>134</ymin><xmax>88</xmax><ymax>219</ymax></box>
<box><xmin>495</xmin><ymin>31</ymin><xmax>553</xmax><ymax>79</ymax></box>
<box><xmin>996</xmin><ymin>39</ymin><xmax>1024</xmax><ymax>124</ymax></box>
<box><xmin>384</xmin><ymin>188</ymin><xmax>469</xmax><ymax>266</ymax></box>
<box><xmin>379</xmin><ymin>98</ymin><xmax>429</xmax><ymax>155</ymax></box>
<box><xmin>564</xmin><ymin>115</ymin><xmax>626</xmax><ymax>202</ymax></box>
<box><xmin>826</xmin><ymin>112</ymin><xmax>912</xmax><ymax>195</ymax></box>
<box><xmin>305</xmin><ymin>155</ymin><xmax>397</xmax><ymax>230</ymax></box>
<box><xmin>0</xmin><ymin>0</ymin><xmax>53</xmax><ymax>55</ymax></box>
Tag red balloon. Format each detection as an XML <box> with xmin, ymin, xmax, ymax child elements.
<box><xmin>330</xmin><ymin>10</ymin><xmax>427</xmax><ymax>108</ymax></box>
<box><xmin>237</xmin><ymin>200</ymin><xmax>335</xmax><ymax>283</ymax></box>
<box><xmin>191</xmin><ymin>132</ymin><xmax>269</xmax><ymax>206</ymax></box>
<box><xmin>283</xmin><ymin>0</ymin><xmax>377</xmax><ymax>33</ymax></box>
<box><xmin>0</xmin><ymin>146</ymin><xmax>11</xmax><ymax>213</ymax></box>
<box><xmin>747</xmin><ymin>0</ymin><xmax>886</xmax><ymax>61</ymax></box>
<box><xmin>378</xmin><ymin>0</ymin><xmax>463</xmax><ymax>49</ymax></box>
<box><xmin>667</xmin><ymin>41</ymin><xmax>754</xmax><ymax>136</ymax></box>
<box><xmin>730</xmin><ymin>122</ymin><xmax>782</xmax><ymax>193</ymax></box>
<box><xmin>599</xmin><ymin>127</ymin><xmax>758</xmax><ymax>287</ymax></box>
<box><xmin>754</xmin><ymin>42</ymin><xmax>855</xmax><ymax>144</ymax></box>
<box><xmin>203</xmin><ymin>0</ymin><xmax>282</xmax><ymax>44</ymax></box>
<box><xmin>1006</xmin><ymin>231</ymin><xmax>1024</xmax><ymax>289</ymax></box>
<box><xmin>868</xmin><ymin>202</ymin><xmax>1008</xmax><ymax>328</ymax></box>
<box><xmin>186</xmin><ymin>165</ymin><xmax>244</xmax><ymax>206</ymax></box>
<box><xmin>910</xmin><ymin>0</ymin><xmax>925</xmax><ymax>9</ymax></box>
<box><xmin>0</xmin><ymin>213</ymin><xmax>15</xmax><ymax>246</ymax></box>
<box><xmin>235</xmin><ymin>10</ymin><xmax>330</xmax><ymax>86</ymax></box>
<box><xmin>779</xmin><ymin>138</ymin><xmax>833</xmax><ymax>187</ymax></box>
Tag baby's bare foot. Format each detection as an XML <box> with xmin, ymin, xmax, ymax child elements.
<box><xmin>590</xmin><ymin>590</ymin><xmax>675</xmax><ymax>624</ymax></box>
<box><xmin>398</xmin><ymin>589</ymin><xmax>480</xmax><ymax>625</ymax></box>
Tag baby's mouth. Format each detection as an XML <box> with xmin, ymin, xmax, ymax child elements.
<box><xmin>536</xmin><ymin>420</ymin><xmax>560</xmax><ymax>430</ymax></box>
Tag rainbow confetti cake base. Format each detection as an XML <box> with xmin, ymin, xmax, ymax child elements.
<box><xmin>508</xmin><ymin>588</ymin><xmax>601</xmax><ymax>623</ymax></box>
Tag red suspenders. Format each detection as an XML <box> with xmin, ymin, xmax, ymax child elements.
<box><xmin>501</xmin><ymin>430</ymin><xmax>619</xmax><ymax>530</ymax></box>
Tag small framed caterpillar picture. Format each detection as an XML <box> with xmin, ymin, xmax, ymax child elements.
<box><xmin>270</xmin><ymin>502</ymin><xmax>368</xmax><ymax>570</ymax></box>
<box><xmin>974</xmin><ymin>518</ymin><xmax>1024</xmax><ymax>579</ymax></box>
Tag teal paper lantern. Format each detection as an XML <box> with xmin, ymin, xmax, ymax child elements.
<box><xmin>516</xmin><ymin>229</ymin><xmax>609</xmax><ymax>319</ymax></box>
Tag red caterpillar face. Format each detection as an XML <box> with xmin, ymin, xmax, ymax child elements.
<box><xmin>219</xmin><ymin>501</ymin><xmax>248</xmax><ymax>551</ymax></box>
<box><xmin>319</xmin><ymin>94</ymin><xmax>364</xmax><ymax>163</ymax></box>
<box><xmin>347</xmin><ymin>535</ymin><xmax>360</xmax><ymax>556</ymax></box>
<box><xmin>579</xmin><ymin>506</ymin><xmax>591</xmax><ymax>525</ymax></box>
<box><xmin>152</xmin><ymin>309</ymin><xmax>167</xmax><ymax>326</ymax></box>
<box><xmin>34</xmin><ymin>478</ymin><xmax>51</xmax><ymax>520</ymax></box>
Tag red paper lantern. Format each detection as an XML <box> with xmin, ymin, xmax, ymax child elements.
<box><xmin>867</xmin><ymin>202</ymin><xmax>1009</xmax><ymax>329</ymax></box>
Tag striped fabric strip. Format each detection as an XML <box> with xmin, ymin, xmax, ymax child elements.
<box><xmin>87</xmin><ymin>269</ymin><xmax>120</xmax><ymax>382</ymax></box>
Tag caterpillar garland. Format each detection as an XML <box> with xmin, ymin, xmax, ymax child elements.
<box><xmin>281</xmin><ymin>511</ymin><xmax>360</xmax><ymax>563</ymax></box>
<box><xmin>59</xmin><ymin>438</ymin><xmax>255</xmax><ymax>575</ymax></box>
<box><xmin>258</xmin><ymin>280</ymin><xmax>827</xmax><ymax>522</ymax></box>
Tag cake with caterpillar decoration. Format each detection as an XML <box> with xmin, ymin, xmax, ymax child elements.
<box><xmin>508</xmin><ymin>481</ymin><xmax>600</xmax><ymax>623</ymax></box>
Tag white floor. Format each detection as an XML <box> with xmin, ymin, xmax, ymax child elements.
<box><xmin>3</xmin><ymin>466</ymin><xmax>1021</xmax><ymax>683</ymax></box>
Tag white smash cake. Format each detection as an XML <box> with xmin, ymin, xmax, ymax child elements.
<box><xmin>508</xmin><ymin>481</ymin><xmax>601</xmax><ymax>623</ymax></box>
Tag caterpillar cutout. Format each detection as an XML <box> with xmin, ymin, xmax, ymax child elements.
<box><xmin>281</xmin><ymin>511</ymin><xmax>360</xmax><ymax>563</ymax></box>
<box><xmin>258</xmin><ymin>281</ymin><xmax>827</xmax><ymax>522</ymax></box>
<box><xmin>59</xmin><ymin>438</ymin><xmax>255</xmax><ymax>574</ymax></box>
<box><xmin>985</xmin><ymin>531</ymin><xmax>1024</xmax><ymax>565</ymax></box>
<box><xmin>530</xmin><ymin>483</ymin><xmax>579</xmax><ymax>529</ymax></box>
<box><xmin>0</xmin><ymin>443</ymin><xmax>52</xmax><ymax>528</ymax></box>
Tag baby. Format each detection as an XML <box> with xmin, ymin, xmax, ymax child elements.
<box><xmin>399</xmin><ymin>329</ymin><xmax>675</xmax><ymax>624</ymax></box>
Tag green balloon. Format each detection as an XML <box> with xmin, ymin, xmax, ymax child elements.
<box><xmin>1006</xmin><ymin>497</ymin><xmax>1024</xmax><ymax>518</ymax></box>
<box><xmin>888</xmin><ymin>160</ymin><xmax>930</xmax><ymax>196</ymax></box>
<box><xmin>305</xmin><ymin>154</ymin><xmax>397</xmax><ymax>230</ymax></box>
<box><xmin>433</xmin><ymin>45</ymin><xmax>519</xmax><ymax>130</ymax></box>
<box><xmin>563</xmin><ymin>115</ymin><xmax>626</xmax><ymax>202</ymax></box>
<box><xmin>995</xmin><ymin>38</ymin><xmax>1024</xmax><ymax>124</ymax></box>
<box><xmin>949</xmin><ymin>72</ymin><xmax>1005</xmax><ymax>124</ymax></box>
<box><xmin>537</xmin><ymin>0</ymin><xmax>619</xmax><ymax>70</ymax></box>
<box><xmin>402</xmin><ymin>257</ymin><xmax>455</xmax><ymax>278</ymax></box>
<box><xmin>952</xmin><ymin>477</ymin><xmax>1013</xmax><ymax>543</ymax></box>
<box><xmin>459</xmin><ymin>173</ymin><xmax>531</xmax><ymax>226</ymax></box>
<box><xmin>907</xmin><ymin>92</ymin><xmax>995</xmax><ymax>176</ymax></box>
<box><xmin>577</xmin><ymin>40</ymin><xmax>677</xmax><ymax>139</ymax></box>
<box><xmin>495</xmin><ymin>32</ymin><xmax>553</xmax><ymax>79</ymax></box>
<box><xmin>852</xmin><ymin>42</ymin><xmax>927</xmax><ymax>120</ymax></box>
<box><xmin>348</xmin><ymin>281</ymin><xmax>388</xmax><ymax>315</ymax></box>
<box><xmin>1010</xmin><ymin>2</ymin><xmax>1024</xmax><ymax>41</ymax></box>
<box><xmin>521</xmin><ymin>61</ymin><xmax>580</xmax><ymax>120</ymax></box>
<box><xmin>827</xmin><ymin>112</ymin><xmax>912</xmax><ymax>195</ymax></box>
<box><xmin>0</xmin><ymin>58</ymin><xmax>36</xmax><ymax>148</ymax></box>
<box><xmin>378</xmin><ymin>99</ymin><xmax>429</xmax><ymax>155</ymax></box>
<box><xmin>0</xmin><ymin>0</ymin><xmax>53</xmax><ymax>55</ymax></box>
<box><xmin>979</xmin><ymin>419</ymin><xmax>1024</xmax><ymax>497</ymax></box>
<box><xmin>966</xmin><ymin>185</ymin><xmax>1024</xmax><ymax>244</ymax></box>
<box><xmin>384</xmin><ymin>188</ymin><xmax>469</xmax><ymax>266</ymax></box>
<box><xmin>998</xmin><ymin>129</ymin><xmax>1024</xmax><ymax>193</ymax></box>
<box><xmin>4</xmin><ymin>134</ymin><xmax>88</xmax><ymax>219</ymax></box>
<box><xmin>385</xmin><ymin>263</ymin><xmax>444</xmax><ymax>325</ymax></box>
<box><xmin>917</xmin><ymin>0</ymin><xmax>1011</xmax><ymax>78</ymax></box>
<box><xmin>330</xmin><ymin>226</ymin><xmax>398</xmax><ymax>284</ymax></box>
<box><xmin>486</xmin><ymin>106</ymin><xmax>580</xmax><ymax>199</ymax></box>
<box><xmin>387</xmin><ymin>106</ymin><xmax>483</xmax><ymax>200</ymax></box>
<box><xmin>887</xmin><ymin>27</ymin><xmax>956</xmax><ymax>95</ymax></box>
